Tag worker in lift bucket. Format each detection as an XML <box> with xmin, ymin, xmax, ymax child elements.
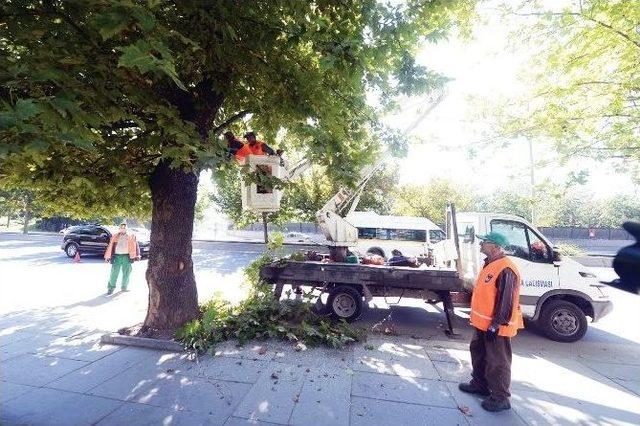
<box><xmin>244</xmin><ymin>131</ymin><xmax>276</xmax><ymax>156</ymax></box>
<box><xmin>224</xmin><ymin>131</ymin><xmax>251</xmax><ymax>163</ymax></box>
<box><xmin>458</xmin><ymin>231</ymin><xmax>524</xmax><ymax>412</ymax></box>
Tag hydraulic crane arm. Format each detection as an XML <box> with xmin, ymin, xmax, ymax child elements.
<box><xmin>315</xmin><ymin>160</ymin><xmax>385</xmax><ymax>246</ymax></box>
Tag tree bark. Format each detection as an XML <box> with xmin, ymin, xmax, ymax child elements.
<box><xmin>143</xmin><ymin>160</ymin><xmax>199</xmax><ymax>332</ymax></box>
<box><xmin>22</xmin><ymin>210</ymin><xmax>31</xmax><ymax>234</ymax></box>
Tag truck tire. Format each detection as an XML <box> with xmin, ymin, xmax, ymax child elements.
<box><xmin>538</xmin><ymin>299</ymin><xmax>588</xmax><ymax>342</ymax></box>
<box><xmin>327</xmin><ymin>286</ymin><xmax>363</xmax><ymax>322</ymax></box>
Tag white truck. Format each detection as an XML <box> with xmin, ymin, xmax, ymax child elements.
<box><xmin>445</xmin><ymin>211</ymin><xmax>612</xmax><ymax>342</ymax></box>
<box><xmin>241</xmin><ymin>155</ymin><xmax>612</xmax><ymax>342</ymax></box>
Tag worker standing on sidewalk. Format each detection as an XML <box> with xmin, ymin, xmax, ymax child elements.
<box><xmin>459</xmin><ymin>231</ymin><xmax>524</xmax><ymax>412</ymax></box>
<box><xmin>104</xmin><ymin>222</ymin><xmax>140</xmax><ymax>295</ymax></box>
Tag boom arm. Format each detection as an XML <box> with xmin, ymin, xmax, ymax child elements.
<box><xmin>315</xmin><ymin>161</ymin><xmax>384</xmax><ymax>246</ymax></box>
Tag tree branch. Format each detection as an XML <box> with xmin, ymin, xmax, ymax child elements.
<box><xmin>212</xmin><ymin>110</ymin><xmax>251</xmax><ymax>136</ymax></box>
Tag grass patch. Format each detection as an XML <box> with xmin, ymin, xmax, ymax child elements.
<box><xmin>176</xmin><ymin>234</ymin><xmax>364</xmax><ymax>352</ymax></box>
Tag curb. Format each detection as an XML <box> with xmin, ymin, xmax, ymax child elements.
<box><xmin>101</xmin><ymin>333</ymin><xmax>185</xmax><ymax>352</ymax></box>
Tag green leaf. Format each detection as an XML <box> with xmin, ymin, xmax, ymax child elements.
<box><xmin>117</xmin><ymin>41</ymin><xmax>156</xmax><ymax>73</ymax></box>
<box><xmin>93</xmin><ymin>7</ymin><xmax>131</xmax><ymax>40</ymax></box>
<box><xmin>14</xmin><ymin>99</ymin><xmax>40</xmax><ymax>120</ymax></box>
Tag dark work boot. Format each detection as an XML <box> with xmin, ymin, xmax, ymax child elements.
<box><xmin>481</xmin><ymin>396</ymin><xmax>511</xmax><ymax>412</ymax></box>
<box><xmin>458</xmin><ymin>382</ymin><xmax>490</xmax><ymax>397</ymax></box>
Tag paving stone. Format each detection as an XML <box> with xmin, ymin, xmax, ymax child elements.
<box><xmin>0</xmin><ymin>330</ymin><xmax>34</xmax><ymax>347</ymax></box>
<box><xmin>582</xmin><ymin>361</ymin><xmax>640</xmax><ymax>384</ymax></box>
<box><xmin>510</xmin><ymin>389</ymin><xmax>588</xmax><ymax>426</ymax></box>
<box><xmin>443</xmin><ymin>381</ymin><xmax>526</xmax><ymax>425</ymax></box>
<box><xmin>432</xmin><ymin>360</ymin><xmax>472</xmax><ymax>382</ymax></box>
<box><xmin>542</xmin><ymin>389</ymin><xmax>640</xmax><ymax>425</ymax></box>
<box><xmin>1</xmin><ymin>353</ymin><xmax>88</xmax><ymax>386</ymax></box>
<box><xmin>131</xmin><ymin>374</ymin><xmax>251</xmax><ymax>416</ymax></box>
<box><xmin>233</xmin><ymin>363</ymin><xmax>307</xmax><ymax>424</ymax></box>
<box><xmin>96</xmin><ymin>401</ymin><xmax>219</xmax><ymax>426</ymax></box>
<box><xmin>88</xmin><ymin>363</ymin><xmax>165</xmax><ymax>401</ymax></box>
<box><xmin>1</xmin><ymin>387</ymin><xmax>122</xmax><ymax>425</ymax></box>
<box><xmin>0</xmin><ymin>381</ymin><xmax>37</xmax><ymax>404</ymax></box>
<box><xmin>214</xmin><ymin>340</ymin><xmax>352</xmax><ymax>371</ymax></box>
<box><xmin>187</xmin><ymin>355</ymin><xmax>268</xmax><ymax>383</ymax></box>
<box><xmin>224</xmin><ymin>417</ymin><xmax>286</xmax><ymax>425</ymax></box>
<box><xmin>353</xmin><ymin>341</ymin><xmax>439</xmax><ymax>379</ymax></box>
<box><xmin>289</xmin><ymin>366</ymin><xmax>351</xmax><ymax>426</ymax></box>
<box><xmin>350</xmin><ymin>396</ymin><xmax>467</xmax><ymax>426</ymax></box>
<box><xmin>47</xmin><ymin>346</ymin><xmax>159</xmax><ymax>392</ymax></box>
<box><xmin>424</xmin><ymin>347</ymin><xmax>471</xmax><ymax>364</ymax></box>
<box><xmin>0</xmin><ymin>333</ymin><xmax>63</xmax><ymax>359</ymax></box>
<box><xmin>352</xmin><ymin>371</ymin><xmax>455</xmax><ymax>408</ymax></box>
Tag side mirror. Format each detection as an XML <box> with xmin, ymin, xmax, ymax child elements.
<box><xmin>552</xmin><ymin>249</ymin><xmax>562</xmax><ymax>262</ymax></box>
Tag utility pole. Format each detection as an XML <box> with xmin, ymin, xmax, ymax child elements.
<box><xmin>528</xmin><ymin>138</ymin><xmax>536</xmax><ymax>225</ymax></box>
<box><xmin>262</xmin><ymin>212</ymin><xmax>269</xmax><ymax>244</ymax></box>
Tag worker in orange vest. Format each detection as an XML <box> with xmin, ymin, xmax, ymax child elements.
<box><xmin>458</xmin><ymin>231</ymin><xmax>523</xmax><ymax>412</ymax></box>
<box><xmin>224</xmin><ymin>131</ymin><xmax>252</xmax><ymax>162</ymax></box>
<box><xmin>104</xmin><ymin>222</ymin><xmax>140</xmax><ymax>295</ymax></box>
<box><xmin>244</xmin><ymin>131</ymin><xmax>276</xmax><ymax>156</ymax></box>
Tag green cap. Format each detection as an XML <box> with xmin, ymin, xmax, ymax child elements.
<box><xmin>477</xmin><ymin>231</ymin><xmax>508</xmax><ymax>248</ymax></box>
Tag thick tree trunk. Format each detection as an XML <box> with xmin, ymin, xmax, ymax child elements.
<box><xmin>143</xmin><ymin>160</ymin><xmax>199</xmax><ymax>332</ymax></box>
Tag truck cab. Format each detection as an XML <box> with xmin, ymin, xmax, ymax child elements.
<box><xmin>455</xmin><ymin>212</ymin><xmax>613</xmax><ymax>342</ymax></box>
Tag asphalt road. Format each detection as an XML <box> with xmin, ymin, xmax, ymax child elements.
<box><xmin>1</xmin><ymin>232</ymin><xmax>637</xmax><ymax>348</ymax></box>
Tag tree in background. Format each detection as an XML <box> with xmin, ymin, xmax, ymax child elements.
<box><xmin>393</xmin><ymin>177</ymin><xmax>474</xmax><ymax>225</ymax></box>
<box><xmin>1</xmin><ymin>1</ymin><xmax>475</xmax><ymax>333</ymax></box>
<box><xmin>491</xmin><ymin>1</ymin><xmax>640</xmax><ymax>171</ymax></box>
<box><xmin>0</xmin><ymin>189</ymin><xmax>44</xmax><ymax>233</ymax></box>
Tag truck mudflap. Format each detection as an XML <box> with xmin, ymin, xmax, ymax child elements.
<box><xmin>591</xmin><ymin>300</ymin><xmax>613</xmax><ymax>322</ymax></box>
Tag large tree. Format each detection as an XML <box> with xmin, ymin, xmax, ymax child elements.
<box><xmin>489</xmin><ymin>1</ymin><xmax>640</xmax><ymax>169</ymax></box>
<box><xmin>0</xmin><ymin>1</ymin><xmax>474</xmax><ymax>334</ymax></box>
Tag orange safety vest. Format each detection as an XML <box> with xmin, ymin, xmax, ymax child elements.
<box><xmin>249</xmin><ymin>141</ymin><xmax>267</xmax><ymax>155</ymax></box>
<box><xmin>105</xmin><ymin>233</ymin><xmax>139</xmax><ymax>260</ymax></box>
<box><xmin>470</xmin><ymin>256</ymin><xmax>524</xmax><ymax>337</ymax></box>
<box><xmin>235</xmin><ymin>143</ymin><xmax>252</xmax><ymax>162</ymax></box>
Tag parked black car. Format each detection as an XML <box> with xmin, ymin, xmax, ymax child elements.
<box><xmin>61</xmin><ymin>225</ymin><xmax>150</xmax><ymax>258</ymax></box>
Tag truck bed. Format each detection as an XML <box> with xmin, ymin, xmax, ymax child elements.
<box><xmin>260</xmin><ymin>260</ymin><xmax>463</xmax><ymax>291</ymax></box>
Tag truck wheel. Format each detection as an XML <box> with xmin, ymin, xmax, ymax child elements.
<box><xmin>539</xmin><ymin>299</ymin><xmax>588</xmax><ymax>342</ymax></box>
<box><xmin>65</xmin><ymin>242</ymin><xmax>79</xmax><ymax>258</ymax></box>
<box><xmin>327</xmin><ymin>286</ymin><xmax>363</xmax><ymax>322</ymax></box>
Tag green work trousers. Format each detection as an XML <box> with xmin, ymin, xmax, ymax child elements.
<box><xmin>108</xmin><ymin>254</ymin><xmax>132</xmax><ymax>291</ymax></box>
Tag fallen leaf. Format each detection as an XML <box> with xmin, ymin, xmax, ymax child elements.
<box><xmin>458</xmin><ymin>405</ymin><xmax>472</xmax><ymax>416</ymax></box>
<box><xmin>271</xmin><ymin>372</ymin><xmax>279</xmax><ymax>380</ymax></box>
<box><xmin>258</xmin><ymin>346</ymin><xmax>267</xmax><ymax>355</ymax></box>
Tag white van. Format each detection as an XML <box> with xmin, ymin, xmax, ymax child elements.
<box><xmin>451</xmin><ymin>212</ymin><xmax>613</xmax><ymax>342</ymax></box>
<box><xmin>345</xmin><ymin>211</ymin><xmax>446</xmax><ymax>258</ymax></box>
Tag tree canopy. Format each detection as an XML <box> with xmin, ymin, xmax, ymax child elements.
<box><xmin>1</xmin><ymin>0</ymin><xmax>475</xmax><ymax>330</ymax></box>
<box><xmin>488</xmin><ymin>1</ymin><xmax>640</xmax><ymax>170</ymax></box>
<box><xmin>1</xmin><ymin>1</ymin><xmax>475</xmax><ymax>211</ymax></box>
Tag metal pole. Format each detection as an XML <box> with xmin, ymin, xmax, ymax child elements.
<box><xmin>262</xmin><ymin>212</ymin><xmax>269</xmax><ymax>244</ymax></box>
<box><xmin>528</xmin><ymin>138</ymin><xmax>536</xmax><ymax>225</ymax></box>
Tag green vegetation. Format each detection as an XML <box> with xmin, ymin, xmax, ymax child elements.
<box><xmin>484</xmin><ymin>1</ymin><xmax>640</xmax><ymax>177</ymax></box>
<box><xmin>176</xmin><ymin>237</ymin><xmax>363</xmax><ymax>352</ymax></box>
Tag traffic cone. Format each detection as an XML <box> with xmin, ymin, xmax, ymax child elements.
<box><xmin>73</xmin><ymin>251</ymin><xmax>81</xmax><ymax>263</ymax></box>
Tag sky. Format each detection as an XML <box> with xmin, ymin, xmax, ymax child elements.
<box><xmin>386</xmin><ymin>3</ymin><xmax>638</xmax><ymax>199</ymax></box>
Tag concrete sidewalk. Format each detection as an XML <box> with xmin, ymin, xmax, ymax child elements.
<box><xmin>2</xmin><ymin>324</ymin><xmax>639</xmax><ymax>425</ymax></box>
